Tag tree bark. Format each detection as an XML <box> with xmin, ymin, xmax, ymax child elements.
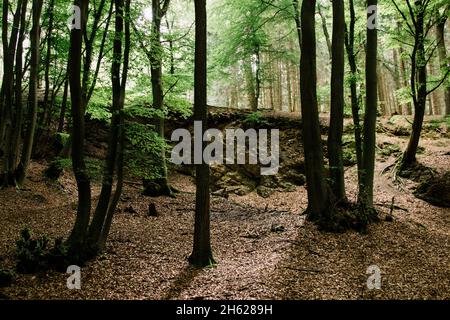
<box><xmin>143</xmin><ymin>0</ymin><xmax>173</xmax><ymax>197</ymax></box>
<box><xmin>15</xmin><ymin>0</ymin><xmax>43</xmax><ymax>186</ymax></box>
<box><xmin>189</xmin><ymin>0</ymin><xmax>215</xmax><ymax>267</ymax></box>
<box><xmin>57</xmin><ymin>78</ymin><xmax>69</xmax><ymax>133</ymax></box>
<box><xmin>66</xmin><ymin>0</ymin><xmax>92</xmax><ymax>253</ymax></box>
<box><xmin>296</xmin><ymin>0</ymin><xmax>330</xmax><ymax>221</ymax></box>
<box><xmin>436</xmin><ymin>18</ymin><xmax>450</xmax><ymax>116</ymax></box>
<box><xmin>318</xmin><ymin>3</ymin><xmax>332</xmax><ymax>62</ymax></box>
<box><xmin>328</xmin><ymin>0</ymin><xmax>346</xmax><ymax>201</ymax></box>
<box><xmin>41</xmin><ymin>0</ymin><xmax>55</xmax><ymax>133</ymax></box>
<box><xmin>402</xmin><ymin>2</ymin><xmax>427</xmax><ymax>167</ymax></box>
<box><xmin>88</xmin><ymin>0</ymin><xmax>130</xmax><ymax>251</ymax></box>
<box><xmin>344</xmin><ymin>0</ymin><xmax>363</xmax><ymax>185</ymax></box>
<box><xmin>359</xmin><ymin>0</ymin><xmax>378</xmax><ymax>208</ymax></box>
<box><xmin>8</xmin><ymin>0</ymin><xmax>29</xmax><ymax>181</ymax></box>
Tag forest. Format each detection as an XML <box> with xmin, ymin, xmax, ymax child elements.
<box><xmin>0</xmin><ymin>0</ymin><xmax>449</xmax><ymax>301</ymax></box>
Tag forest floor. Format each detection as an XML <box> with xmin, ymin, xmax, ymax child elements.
<box><xmin>0</xmin><ymin>115</ymin><xmax>449</xmax><ymax>300</ymax></box>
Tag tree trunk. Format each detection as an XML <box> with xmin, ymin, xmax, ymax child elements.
<box><xmin>359</xmin><ymin>0</ymin><xmax>378</xmax><ymax>208</ymax></box>
<box><xmin>8</xmin><ymin>0</ymin><xmax>29</xmax><ymax>181</ymax></box>
<box><xmin>0</xmin><ymin>0</ymin><xmax>24</xmax><ymax>176</ymax></box>
<box><xmin>57</xmin><ymin>78</ymin><xmax>69</xmax><ymax>133</ymax></box>
<box><xmin>41</xmin><ymin>0</ymin><xmax>55</xmax><ymax>134</ymax></box>
<box><xmin>344</xmin><ymin>0</ymin><xmax>363</xmax><ymax>185</ymax></box>
<box><xmin>392</xmin><ymin>48</ymin><xmax>403</xmax><ymax>115</ymax></box>
<box><xmin>318</xmin><ymin>3</ymin><xmax>332</xmax><ymax>62</ymax></box>
<box><xmin>66</xmin><ymin>0</ymin><xmax>92</xmax><ymax>253</ymax></box>
<box><xmin>189</xmin><ymin>0</ymin><xmax>215</xmax><ymax>267</ymax></box>
<box><xmin>245</xmin><ymin>58</ymin><xmax>257</xmax><ymax>111</ymax></box>
<box><xmin>88</xmin><ymin>0</ymin><xmax>130</xmax><ymax>252</ymax></box>
<box><xmin>436</xmin><ymin>19</ymin><xmax>450</xmax><ymax>116</ymax></box>
<box><xmin>15</xmin><ymin>0</ymin><xmax>43</xmax><ymax>186</ymax></box>
<box><xmin>143</xmin><ymin>0</ymin><xmax>173</xmax><ymax>197</ymax></box>
<box><xmin>287</xmin><ymin>62</ymin><xmax>293</xmax><ymax>112</ymax></box>
<box><xmin>402</xmin><ymin>4</ymin><xmax>427</xmax><ymax>167</ymax></box>
<box><xmin>296</xmin><ymin>0</ymin><xmax>330</xmax><ymax>221</ymax></box>
<box><xmin>328</xmin><ymin>0</ymin><xmax>346</xmax><ymax>201</ymax></box>
<box><xmin>397</xmin><ymin>24</ymin><xmax>412</xmax><ymax>115</ymax></box>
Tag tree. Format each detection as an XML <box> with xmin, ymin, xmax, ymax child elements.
<box><xmin>294</xmin><ymin>0</ymin><xmax>331</xmax><ymax>222</ymax></box>
<box><xmin>66</xmin><ymin>0</ymin><xmax>92</xmax><ymax>252</ymax></box>
<box><xmin>142</xmin><ymin>0</ymin><xmax>174</xmax><ymax>197</ymax></box>
<box><xmin>328</xmin><ymin>0</ymin><xmax>346</xmax><ymax>201</ymax></box>
<box><xmin>66</xmin><ymin>0</ymin><xmax>131</xmax><ymax>257</ymax></box>
<box><xmin>87</xmin><ymin>0</ymin><xmax>130</xmax><ymax>253</ymax></box>
<box><xmin>16</xmin><ymin>0</ymin><xmax>43</xmax><ymax>186</ymax></box>
<box><xmin>435</xmin><ymin>5</ymin><xmax>450</xmax><ymax>116</ymax></box>
<box><xmin>391</xmin><ymin>0</ymin><xmax>449</xmax><ymax>168</ymax></box>
<box><xmin>189</xmin><ymin>0</ymin><xmax>215</xmax><ymax>267</ymax></box>
<box><xmin>0</xmin><ymin>0</ymin><xmax>30</xmax><ymax>186</ymax></box>
<box><xmin>359</xmin><ymin>0</ymin><xmax>378</xmax><ymax>208</ymax></box>
<box><xmin>344</xmin><ymin>0</ymin><xmax>363</xmax><ymax>185</ymax></box>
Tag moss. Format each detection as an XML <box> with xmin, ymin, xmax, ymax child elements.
<box><xmin>378</xmin><ymin>142</ymin><xmax>401</xmax><ymax>157</ymax></box>
<box><xmin>45</xmin><ymin>158</ymin><xmax>72</xmax><ymax>180</ymax></box>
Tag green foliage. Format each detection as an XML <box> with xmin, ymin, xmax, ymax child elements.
<box><xmin>56</xmin><ymin>132</ymin><xmax>71</xmax><ymax>146</ymax></box>
<box><xmin>243</xmin><ymin>112</ymin><xmax>268</xmax><ymax>126</ymax></box>
<box><xmin>16</xmin><ymin>228</ymin><xmax>49</xmax><ymax>274</ymax></box>
<box><xmin>45</xmin><ymin>157</ymin><xmax>103</xmax><ymax>181</ymax></box>
<box><xmin>46</xmin><ymin>238</ymin><xmax>70</xmax><ymax>272</ymax></box>
<box><xmin>395</xmin><ymin>87</ymin><xmax>413</xmax><ymax>107</ymax></box>
<box><xmin>86</xmin><ymin>158</ymin><xmax>105</xmax><ymax>181</ymax></box>
<box><xmin>124</xmin><ymin>123</ymin><xmax>167</xmax><ymax>180</ymax></box>
<box><xmin>15</xmin><ymin>228</ymin><xmax>70</xmax><ymax>274</ymax></box>
<box><xmin>164</xmin><ymin>93</ymin><xmax>193</xmax><ymax>119</ymax></box>
<box><xmin>45</xmin><ymin>158</ymin><xmax>72</xmax><ymax>180</ymax></box>
<box><xmin>87</xmin><ymin>89</ymin><xmax>112</xmax><ymax>121</ymax></box>
<box><xmin>428</xmin><ymin>117</ymin><xmax>450</xmax><ymax>129</ymax></box>
<box><xmin>124</xmin><ymin>96</ymin><xmax>165</xmax><ymax>120</ymax></box>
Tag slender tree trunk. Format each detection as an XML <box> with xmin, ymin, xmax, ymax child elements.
<box><xmin>328</xmin><ymin>0</ymin><xmax>346</xmax><ymax>201</ymax></box>
<box><xmin>318</xmin><ymin>3</ymin><xmax>332</xmax><ymax>62</ymax></box>
<box><xmin>402</xmin><ymin>4</ymin><xmax>427</xmax><ymax>167</ymax></box>
<box><xmin>428</xmin><ymin>60</ymin><xmax>440</xmax><ymax>115</ymax></box>
<box><xmin>398</xmin><ymin>25</ymin><xmax>412</xmax><ymax>115</ymax></box>
<box><xmin>57</xmin><ymin>78</ymin><xmax>69</xmax><ymax>133</ymax></box>
<box><xmin>9</xmin><ymin>0</ymin><xmax>29</xmax><ymax>179</ymax></box>
<box><xmin>41</xmin><ymin>0</ymin><xmax>55</xmax><ymax>134</ymax></box>
<box><xmin>392</xmin><ymin>48</ymin><xmax>403</xmax><ymax>115</ymax></box>
<box><xmin>16</xmin><ymin>0</ymin><xmax>43</xmax><ymax>186</ymax></box>
<box><xmin>377</xmin><ymin>65</ymin><xmax>387</xmax><ymax>116</ymax></box>
<box><xmin>287</xmin><ymin>62</ymin><xmax>293</xmax><ymax>112</ymax></box>
<box><xmin>345</xmin><ymin>0</ymin><xmax>363</xmax><ymax>185</ymax></box>
<box><xmin>143</xmin><ymin>0</ymin><xmax>173</xmax><ymax>197</ymax></box>
<box><xmin>296</xmin><ymin>0</ymin><xmax>330</xmax><ymax>221</ymax></box>
<box><xmin>189</xmin><ymin>0</ymin><xmax>215</xmax><ymax>267</ymax></box>
<box><xmin>88</xmin><ymin>0</ymin><xmax>130</xmax><ymax>251</ymax></box>
<box><xmin>0</xmin><ymin>0</ymin><xmax>23</xmax><ymax>167</ymax></box>
<box><xmin>254</xmin><ymin>47</ymin><xmax>261</xmax><ymax>111</ymax></box>
<box><xmin>87</xmin><ymin>0</ymin><xmax>113</xmax><ymax>103</ymax></box>
<box><xmin>87</xmin><ymin>0</ymin><xmax>124</xmax><ymax>248</ymax></box>
<box><xmin>245</xmin><ymin>58</ymin><xmax>257</xmax><ymax>111</ymax></box>
<box><xmin>66</xmin><ymin>0</ymin><xmax>92</xmax><ymax>254</ymax></box>
<box><xmin>436</xmin><ymin>19</ymin><xmax>450</xmax><ymax>116</ymax></box>
<box><xmin>359</xmin><ymin>0</ymin><xmax>378</xmax><ymax>208</ymax></box>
